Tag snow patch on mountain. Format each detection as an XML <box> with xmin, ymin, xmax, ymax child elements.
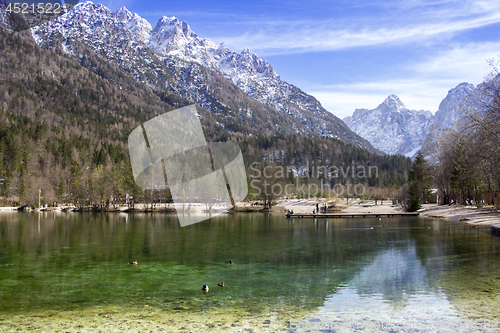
<box><xmin>344</xmin><ymin>83</ymin><xmax>481</xmax><ymax>157</ymax></box>
<box><xmin>28</xmin><ymin>1</ymin><xmax>375</xmax><ymax>150</ymax></box>
<box><xmin>146</xmin><ymin>15</ymin><xmax>329</xmax><ymax>122</ymax></box>
<box><xmin>432</xmin><ymin>82</ymin><xmax>475</xmax><ymax>131</ymax></box>
<box><xmin>115</xmin><ymin>6</ymin><xmax>152</xmax><ymax>42</ymax></box>
<box><xmin>344</xmin><ymin>95</ymin><xmax>433</xmax><ymax>156</ymax></box>
<box><xmin>0</xmin><ymin>1</ymin><xmax>12</xmax><ymax>30</ymax></box>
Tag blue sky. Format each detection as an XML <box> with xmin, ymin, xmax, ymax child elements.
<box><xmin>98</xmin><ymin>0</ymin><xmax>500</xmax><ymax>118</ymax></box>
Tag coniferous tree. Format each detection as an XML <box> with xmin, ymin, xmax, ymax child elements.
<box><xmin>406</xmin><ymin>151</ymin><xmax>432</xmax><ymax>211</ymax></box>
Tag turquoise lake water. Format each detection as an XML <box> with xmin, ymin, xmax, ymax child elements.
<box><xmin>0</xmin><ymin>212</ymin><xmax>499</xmax><ymax>331</ymax></box>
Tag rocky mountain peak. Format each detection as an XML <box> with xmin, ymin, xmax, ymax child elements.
<box><xmin>152</xmin><ymin>16</ymin><xmax>197</xmax><ymax>38</ymax></box>
<box><xmin>149</xmin><ymin>16</ymin><xmax>208</xmax><ymax>57</ymax></box>
<box><xmin>75</xmin><ymin>1</ymin><xmax>103</xmax><ymax>13</ymax></box>
<box><xmin>344</xmin><ymin>95</ymin><xmax>433</xmax><ymax>156</ymax></box>
<box><xmin>438</xmin><ymin>82</ymin><xmax>474</xmax><ymax>110</ymax></box>
<box><xmin>114</xmin><ymin>7</ymin><xmax>152</xmax><ymax>42</ymax></box>
<box><xmin>158</xmin><ymin>16</ymin><xmax>178</xmax><ymax>25</ymax></box>
<box><xmin>432</xmin><ymin>82</ymin><xmax>475</xmax><ymax>131</ymax></box>
<box><xmin>30</xmin><ymin>1</ymin><xmax>376</xmax><ymax>152</ymax></box>
<box><xmin>115</xmin><ymin>6</ymin><xmax>133</xmax><ymax>21</ymax></box>
<box><xmin>241</xmin><ymin>48</ymin><xmax>255</xmax><ymax>56</ymax></box>
<box><xmin>180</xmin><ymin>21</ymin><xmax>196</xmax><ymax>38</ymax></box>
<box><xmin>345</xmin><ymin>82</ymin><xmax>485</xmax><ymax>157</ymax></box>
<box><xmin>381</xmin><ymin>94</ymin><xmax>405</xmax><ymax>111</ymax></box>
<box><xmin>234</xmin><ymin>49</ymin><xmax>276</xmax><ymax>76</ymax></box>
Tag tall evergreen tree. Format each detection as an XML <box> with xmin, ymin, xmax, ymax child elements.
<box><xmin>407</xmin><ymin>151</ymin><xmax>432</xmax><ymax>212</ymax></box>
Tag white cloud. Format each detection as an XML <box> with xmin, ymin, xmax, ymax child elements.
<box><xmin>309</xmin><ymin>79</ymin><xmax>452</xmax><ymax>119</ymax></box>
<box><xmin>410</xmin><ymin>41</ymin><xmax>500</xmax><ymax>81</ymax></box>
<box><xmin>212</xmin><ymin>0</ymin><xmax>500</xmax><ymax>55</ymax></box>
<box><xmin>308</xmin><ymin>41</ymin><xmax>500</xmax><ymax>119</ymax></box>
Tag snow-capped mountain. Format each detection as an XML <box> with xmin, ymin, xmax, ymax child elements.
<box><xmin>419</xmin><ymin>82</ymin><xmax>478</xmax><ymax>158</ymax></box>
<box><xmin>344</xmin><ymin>95</ymin><xmax>433</xmax><ymax>156</ymax></box>
<box><xmin>344</xmin><ymin>83</ymin><xmax>480</xmax><ymax>157</ymax></box>
<box><xmin>432</xmin><ymin>82</ymin><xmax>475</xmax><ymax>131</ymax></box>
<box><xmin>28</xmin><ymin>1</ymin><xmax>374</xmax><ymax>151</ymax></box>
<box><xmin>115</xmin><ymin>6</ymin><xmax>152</xmax><ymax>43</ymax></box>
<box><xmin>0</xmin><ymin>1</ymin><xmax>11</xmax><ymax>31</ymax></box>
<box><xmin>147</xmin><ymin>16</ymin><xmax>325</xmax><ymax>119</ymax></box>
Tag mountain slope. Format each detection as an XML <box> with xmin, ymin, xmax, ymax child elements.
<box><xmin>420</xmin><ymin>82</ymin><xmax>478</xmax><ymax>157</ymax></box>
<box><xmin>0</xmin><ymin>29</ymin><xmax>410</xmax><ymax>208</ymax></box>
<box><xmin>147</xmin><ymin>16</ymin><xmax>356</xmax><ymax>139</ymax></box>
<box><xmin>344</xmin><ymin>95</ymin><xmax>433</xmax><ymax>156</ymax></box>
<box><xmin>344</xmin><ymin>83</ymin><xmax>481</xmax><ymax>157</ymax></box>
<box><xmin>29</xmin><ymin>1</ymin><xmax>376</xmax><ymax>152</ymax></box>
<box><xmin>432</xmin><ymin>82</ymin><xmax>476</xmax><ymax>131</ymax></box>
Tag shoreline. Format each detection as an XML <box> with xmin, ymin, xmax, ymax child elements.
<box><xmin>3</xmin><ymin>201</ymin><xmax>500</xmax><ymax>230</ymax></box>
<box><xmin>418</xmin><ymin>203</ymin><xmax>500</xmax><ymax>229</ymax></box>
<box><xmin>0</xmin><ymin>303</ymin><xmax>306</xmax><ymax>333</ymax></box>
<box><xmin>1</xmin><ymin>203</ymin><xmax>499</xmax><ymax>331</ymax></box>
<box><xmin>280</xmin><ymin>200</ymin><xmax>500</xmax><ymax>231</ymax></box>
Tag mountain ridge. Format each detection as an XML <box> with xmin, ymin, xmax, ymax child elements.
<box><xmin>344</xmin><ymin>95</ymin><xmax>433</xmax><ymax>156</ymax></box>
<box><xmin>344</xmin><ymin>83</ymin><xmax>478</xmax><ymax>156</ymax></box>
<box><xmin>0</xmin><ymin>28</ymin><xmax>411</xmax><ymax>208</ymax></box>
<box><xmin>26</xmin><ymin>1</ymin><xmax>376</xmax><ymax>152</ymax></box>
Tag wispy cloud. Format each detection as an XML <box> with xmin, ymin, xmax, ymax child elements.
<box><xmin>310</xmin><ymin>79</ymin><xmax>454</xmax><ymax>119</ymax></box>
<box><xmin>309</xmin><ymin>40</ymin><xmax>500</xmax><ymax>118</ymax></box>
<box><xmin>210</xmin><ymin>0</ymin><xmax>500</xmax><ymax>55</ymax></box>
<box><xmin>410</xmin><ymin>41</ymin><xmax>500</xmax><ymax>81</ymax></box>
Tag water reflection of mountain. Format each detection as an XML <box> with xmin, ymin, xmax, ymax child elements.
<box><xmin>421</xmin><ymin>221</ymin><xmax>500</xmax><ymax>325</ymax></box>
<box><xmin>295</xmin><ymin>223</ymin><xmax>500</xmax><ymax>332</ymax></box>
<box><xmin>0</xmin><ymin>212</ymin><xmax>498</xmax><ymax>329</ymax></box>
<box><xmin>350</xmin><ymin>219</ymin><xmax>500</xmax><ymax>317</ymax></box>
<box><xmin>350</xmin><ymin>245</ymin><xmax>429</xmax><ymax>309</ymax></box>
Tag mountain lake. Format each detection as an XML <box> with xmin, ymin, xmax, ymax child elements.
<box><xmin>0</xmin><ymin>212</ymin><xmax>499</xmax><ymax>332</ymax></box>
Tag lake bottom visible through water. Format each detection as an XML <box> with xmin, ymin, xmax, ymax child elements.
<box><xmin>0</xmin><ymin>212</ymin><xmax>499</xmax><ymax>332</ymax></box>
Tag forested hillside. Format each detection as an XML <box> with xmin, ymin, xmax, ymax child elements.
<box><xmin>0</xmin><ymin>28</ymin><xmax>411</xmax><ymax>208</ymax></box>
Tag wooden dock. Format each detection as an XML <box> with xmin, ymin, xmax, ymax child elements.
<box><xmin>286</xmin><ymin>212</ymin><xmax>419</xmax><ymax>218</ymax></box>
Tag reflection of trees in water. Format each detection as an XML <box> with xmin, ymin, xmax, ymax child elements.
<box><xmin>1</xmin><ymin>214</ymin><xmax>498</xmax><ymax>317</ymax></box>
<box><xmin>0</xmin><ymin>214</ymin><xmax>391</xmax><ymax>312</ymax></box>
<box><xmin>424</xmin><ymin>222</ymin><xmax>500</xmax><ymax>321</ymax></box>
<box><xmin>336</xmin><ymin>219</ymin><xmax>499</xmax><ymax>312</ymax></box>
